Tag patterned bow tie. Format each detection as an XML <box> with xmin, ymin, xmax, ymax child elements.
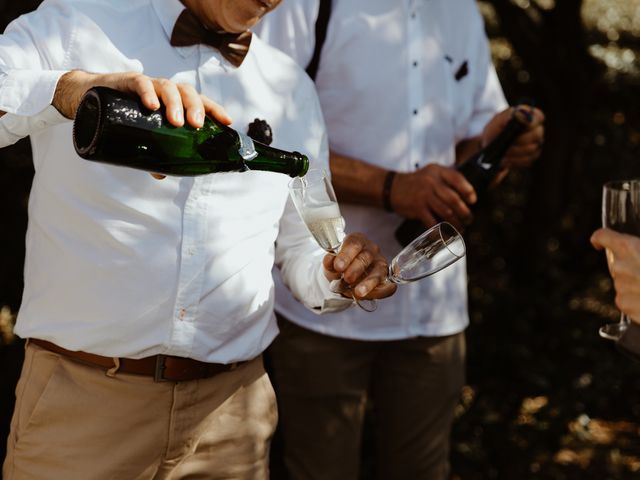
<box><xmin>170</xmin><ymin>9</ymin><xmax>252</xmax><ymax>67</ymax></box>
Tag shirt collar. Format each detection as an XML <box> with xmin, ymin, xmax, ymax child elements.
<box><xmin>151</xmin><ymin>0</ymin><xmax>196</xmax><ymax>58</ymax></box>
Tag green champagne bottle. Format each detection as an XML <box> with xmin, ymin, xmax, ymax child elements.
<box><xmin>72</xmin><ymin>86</ymin><xmax>309</xmax><ymax>177</ymax></box>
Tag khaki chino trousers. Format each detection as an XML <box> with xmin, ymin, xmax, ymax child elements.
<box><xmin>3</xmin><ymin>342</ymin><xmax>277</xmax><ymax>480</ymax></box>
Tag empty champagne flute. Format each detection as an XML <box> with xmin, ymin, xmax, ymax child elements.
<box><xmin>289</xmin><ymin>170</ymin><xmax>466</xmax><ymax>312</ymax></box>
<box><xmin>599</xmin><ymin>179</ymin><xmax>640</xmax><ymax>340</ymax></box>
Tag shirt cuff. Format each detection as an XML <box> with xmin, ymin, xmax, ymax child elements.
<box><xmin>0</xmin><ymin>105</ymin><xmax>68</xmax><ymax>147</ymax></box>
<box><xmin>0</xmin><ymin>69</ymin><xmax>67</xmax><ymax>115</ymax></box>
<box><xmin>314</xmin><ymin>266</ymin><xmax>354</xmax><ymax>314</ymax></box>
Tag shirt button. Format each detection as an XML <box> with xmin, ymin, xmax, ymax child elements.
<box><xmin>413</xmin><ymin>109</ymin><xmax>418</xmax><ymax>115</ymax></box>
<box><xmin>187</xmin><ymin>247</ymin><xmax>195</xmax><ymax>256</ymax></box>
<box><xmin>411</xmin><ymin>12</ymin><xmax>416</xmax><ymax>19</ymax></box>
<box><xmin>413</xmin><ymin>61</ymin><xmax>418</xmax><ymax>67</ymax></box>
<box><xmin>179</xmin><ymin>308</ymin><xmax>186</xmax><ymax>320</ymax></box>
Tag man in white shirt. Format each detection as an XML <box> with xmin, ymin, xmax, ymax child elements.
<box><xmin>0</xmin><ymin>1</ymin><xmax>396</xmax><ymax>479</ymax></box>
<box><xmin>257</xmin><ymin>1</ymin><xmax>545</xmax><ymax>478</ymax></box>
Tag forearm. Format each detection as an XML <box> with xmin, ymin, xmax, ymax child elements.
<box><xmin>52</xmin><ymin>70</ymin><xmax>98</xmax><ymax>119</ymax></box>
<box><xmin>330</xmin><ymin>151</ymin><xmax>391</xmax><ymax>209</ymax></box>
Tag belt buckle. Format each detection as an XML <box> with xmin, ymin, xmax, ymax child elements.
<box><xmin>154</xmin><ymin>354</ymin><xmax>168</xmax><ymax>382</ymax></box>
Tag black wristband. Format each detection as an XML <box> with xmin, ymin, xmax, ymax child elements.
<box><xmin>382</xmin><ymin>170</ymin><xmax>396</xmax><ymax>213</ymax></box>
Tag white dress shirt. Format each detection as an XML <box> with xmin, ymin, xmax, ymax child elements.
<box><xmin>1</xmin><ymin>0</ymin><xmax>349</xmax><ymax>362</ymax></box>
<box><xmin>257</xmin><ymin>0</ymin><xmax>508</xmax><ymax>340</ymax></box>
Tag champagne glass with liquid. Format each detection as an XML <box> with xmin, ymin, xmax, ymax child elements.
<box><xmin>599</xmin><ymin>179</ymin><xmax>640</xmax><ymax>340</ymax></box>
<box><xmin>289</xmin><ymin>169</ymin><xmax>376</xmax><ymax>311</ymax></box>
<box><xmin>289</xmin><ymin>170</ymin><xmax>466</xmax><ymax>312</ymax></box>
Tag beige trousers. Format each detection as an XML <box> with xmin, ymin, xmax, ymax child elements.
<box><xmin>268</xmin><ymin>317</ymin><xmax>466</xmax><ymax>480</ymax></box>
<box><xmin>3</xmin><ymin>342</ymin><xmax>277</xmax><ymax>480</ymax></box>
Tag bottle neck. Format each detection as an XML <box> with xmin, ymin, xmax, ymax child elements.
<box><xmin>248</xmin><ymin>141</ymin><xmax>309</xmax><ymax>177</ymax></box>
<box><xmin>201</xmin><ymin>118</ymin><xmax>309</xmax><ymax>177</ymax></box>
<box><xmin>482</xmin><ymin>115</ymin><xmax>527</xmax><ymax>162</ymax></box>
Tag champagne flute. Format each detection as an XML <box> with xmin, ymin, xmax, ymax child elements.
<box><xmin>599</xmin><ymin>179</ymin><xmax>640</xmax><ymax>341</ymax></box>
<box><xmin>289</xmin><ymin>169</ymin><xmax>376</xmax><ymax>311</ymax></box>
<box><xmin>388</xmin><ymin>221</ymin><xmax>466</xmax><ymax>284</ymax></box>
<box><xmin>289</xmin><ymin>170</ymin><xmax>466</xmax><ymax>312</ymax></box>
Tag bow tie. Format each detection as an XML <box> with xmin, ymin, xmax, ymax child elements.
<box><xmin>170</xmin><ymin>9</ymin><xmax>252</xmax><ymax>67</ymax></box>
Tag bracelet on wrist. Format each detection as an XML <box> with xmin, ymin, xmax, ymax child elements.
<box><xmin>382</xmin><ymin>170</ymin><xmax>396</xmax><ymax>213</ymax></box>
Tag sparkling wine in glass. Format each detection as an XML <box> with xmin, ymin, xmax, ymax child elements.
<box><xmin>301</xmin><ymin>202</ymin><xmax>346</xmax><ymax>254</ymax></box>
<box><xmin>599</xmin><ymin>179</ymin><xmax>640</xmax><ymax>341</ymax></box>
<box><xmin>289</xmin><ymin>169</ymin><xmax>375</xmax><ymax>311</ymax></box>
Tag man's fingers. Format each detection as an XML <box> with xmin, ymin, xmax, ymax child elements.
<box><xmin>202</xmin><ymin>96</ymin><xmax>233</xmax><ymax>125</ymax></box>
<box><xmin>353</xmin><ymin>261</ymin><xmax>392</xmax><ymax>298</ymax></box>
<box><xmin>120</xmin><ymin>74</ymin><xmax>160</xmax><ymax>111</ymax></box>
<box><xmin>178</xmin><ymin>83</ymin><xmax>205</xmax><ymax>128</ymax></box>
<box><xmin>591</xmin><ymin>228</ymin><xmax>620</xmax><ymax>250</ymax></box>
<box><xmin>440</xmin><ymin>167</ymin><xmax>476</xmax><ymax>204</ymax></box>
<box><xmin>341</xmin><ymin>249</ymin><xmax>375</xmax><ymax>285</ymax></box>
<box><xmin>512</xmin><ymin>125</ymin><xmax>544</xmax><ymax>148</ymax></box>
<box><xmin>152</xmin><ymin>78</ymin><xmax>184</xmax><ymax>127</ymax></box>
<box><xmin>362</xmin><ymin>280</ymin><xmax>398</xmax><ymax>300</ymax></box>
<box><xmin>328</xmin><ymin>232</ymin><xmax>395</xmax><ymax>299</ymax></box>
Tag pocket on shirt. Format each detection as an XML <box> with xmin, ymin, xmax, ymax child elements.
<box><xmin>441</xmin><ymin>55</ymin><xmax>476</xmax><ymax>142</ymax></box>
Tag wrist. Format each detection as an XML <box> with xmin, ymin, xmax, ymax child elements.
<box><xmin>382</xmin><ymin>170</ymin><xmax>396</xmax><ymax>213</ymax></box>
<box><xmin>52</xmin><ymin>70</ymin><xmax>97</xmax><ymax>119</ymax></box>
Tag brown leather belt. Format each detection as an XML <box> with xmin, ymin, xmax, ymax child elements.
<box><xmin>30</xmin><ymin>338</ymin><xmax>247</xmax><ymax>382</ymax></box>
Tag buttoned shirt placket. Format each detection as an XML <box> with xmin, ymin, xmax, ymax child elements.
<box><xmin>167</xmin><ymin>45</ymin><xmax>222</xmax><ymax>358</ymax></box>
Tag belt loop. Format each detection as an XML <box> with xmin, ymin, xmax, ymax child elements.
<box><xmin>106</xmin><ymin>357</ymin><xmax>121</xmax><ymax>377</ymax></box>
<box><xmin>154</xmin><ymin>355</ymin><xmax>168</xmax><ymax>382</ymax></box>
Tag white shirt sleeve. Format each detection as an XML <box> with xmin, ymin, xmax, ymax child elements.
<box><xmin>465</xmin><ymin>7</ymin><xmax>508</xmax><ymax>139</ymax></box>
<box><xmin>0</xmin><ymin>1</ymin><xmax>75</xmax><ymax>146</ymax></box>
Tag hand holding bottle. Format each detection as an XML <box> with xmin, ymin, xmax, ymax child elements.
<box><xmin>389</xmin><ymin>164</ymin><xmax>476</xmax><ymax>232</ymax></box>
<box><xmin>480</xmin><ymin>105</ymin><xmax>545</xmax><ymax>171</ymax></box>
<box><xmin>72</xmin><ymin>87</ymin><xmax>309</xmax><ymax>178</ymax></box>
<box><xmin>394</xmin><ymin>103</ymin><xmax>545</xmax><ymax>246</ymax></box>
<box><xmin>53</xmin><ymin>70</ymin><xmax>232</xmax><ymax>126</ymax></box>
<box><xmin>54</xmin><ymin>70</ymin><xmax>233</xmax><ymax>179</ymax></box>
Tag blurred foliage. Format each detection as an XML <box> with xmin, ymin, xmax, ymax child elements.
<box><xmin>450</xmin><ymin>1</ymin><xmax>640</xmax><ymax>479</ymax></box>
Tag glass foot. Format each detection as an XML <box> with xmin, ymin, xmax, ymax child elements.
<box><xmin>329</xmin><ymin>279</ymin><xmax>377</xmax><ymax>312</ymax></box>
<box><xmin>599</xmin><ymin>322</ymin><xmax>628</xmax><ymax>341</ymax></box>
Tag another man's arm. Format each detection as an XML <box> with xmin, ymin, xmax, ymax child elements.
<box><xmin>330</xmin><ymin>106</ymin><xmax>544</xmax><ymax>233</ymax></box>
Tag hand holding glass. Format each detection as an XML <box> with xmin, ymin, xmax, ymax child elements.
<box><xmin>288</xmin><ymin>170</ymin><xmax>466</xmax><ymax>312</ymax></box>
<box><xmin>599</xmin><ymin>179</ymin><xmax>640</xmax><ymax>340</ymax></box>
